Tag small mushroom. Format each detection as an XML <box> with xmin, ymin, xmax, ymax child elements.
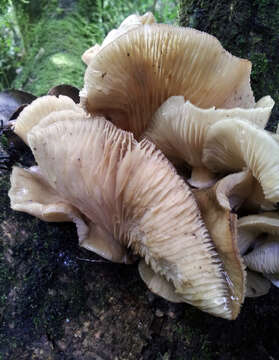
<box><xmin>238</xmin><ymin>213</ymin><xmax>279</xmax><ymax>255</ymax></box>
<box><xmin>13</xmin><ymin>95</ymin><xmax>84</xmax><ymax>144</ymax></box>
<box><xmin>81</xmin><ymin>24</ymin><xmax>254</xmax><ymax>138</ymax></box>
<box><xmin>203</xmin><ymin>118</ymin><xmax>279</xmax><ymax>202</ymax></box>
<box><xmin>144</xmin><ymin>96</ymin><xmax>272</xmax><ymax>187</ymax></box>
<box><xmin>237</xmin><ymin>213</ymin><xmax>279</xmax><ymax>290</ymax></box>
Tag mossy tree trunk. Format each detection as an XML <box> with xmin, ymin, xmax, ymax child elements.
<box><xmin>179</xmin><ymin>0</ymin><xmax>279</xmax><ymax>130</ymax></box>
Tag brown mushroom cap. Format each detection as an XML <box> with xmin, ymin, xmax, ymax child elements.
<box><xmin>81</xmin><ymin>24</ymin><xmax>254</xmax><ymax>138</ymax></box>
<box><xmin>12</xmin><ymin>113</ymin><xmax>235</xmax><ymax>319</ymax></box>
<box><xmin>203</xmin><ymin>118</ymin><xmax>279</xmax><ymax>202</ymax></box>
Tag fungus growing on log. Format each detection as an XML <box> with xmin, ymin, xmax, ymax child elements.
<box><xmin>5</xmin><ymin>12</ymin><xmax>279</xmax><ymax>320</ymax></box>
<box><xmin>144</xmin><ymin>96</ymin><xmax>274</xmax><ymax>188</ymax></box>
<box><xmin>203</xmin><ymin>119</ymin><xmax>279</xmax><ymax>202</ymax></box>
<box><xmin>9</xmin><ymin>102</ymin><xmax>238</xmax><ymax>319</ymax></box>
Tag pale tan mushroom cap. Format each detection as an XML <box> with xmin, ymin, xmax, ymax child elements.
<box><xmin>144</xmin><ymin>96</ymin><xmax>273</xmax><ymax>166</ymax></box>
<box><xmin>203</xmin><ymin>118</ymin><xmax>279</xmax><ymax>202</ymax></box>
<box><xmin>9</xmin><ymin>165</ymin><xmax>130</xmax><ymax>263</ymax></box>
<box><xmin>144</xmin><ymin>95</ymin><xmax>272</xmax><ymax>189</ymax></box>
<box><xmin>81</xmin><ymin>12</ymin><xmax>156</xmax><ymax>65</ymax></box>
<box><xmin>9</xmin><ymin>166</ymin><xmax>77</xmax><ymax>222</ymax></box>
<box><xmin>81</xmin><ymin>24</ymin><xmax>254</xmax><ymax>138</ymax></box>
<box><xmin>81</xmin><ymin>44</ymin><xmax>101</xmax><ymax>65</ymax></box>
<box><xmin>22</xmin><ymin>114</ymin><xmax>235</xmax><ymax>319</ymax></box>
<box><xmin>13</xmin><ymin>95</ymin><xmax>84</xmax><ymax>144</ymax></box>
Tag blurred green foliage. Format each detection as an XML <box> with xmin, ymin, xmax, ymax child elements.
<box><xmin>0</xmin><ymin>2</ymin><xmax>22</xmax><ymax>90</ymax></box>
<box><xmin>0</xmin><ymin>0</ymin><xmax>179</xmax><ymax>92</ymax></box>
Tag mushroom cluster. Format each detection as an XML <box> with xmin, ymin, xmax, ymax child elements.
<box><xmin>8</xmin><ymin>12</ymin><xmax>279</xmax><ymax>320</ymax></box>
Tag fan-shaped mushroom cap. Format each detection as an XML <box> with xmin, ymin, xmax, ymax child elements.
<box><xmin>245</xmin><ymin>270</ymin><xmax>271</xmax><ymax>297</ymax></box>
<box><xmin>14</xmin><ymin>112</ymin><xmax>237</xmax><ymax>319</ymax></box>
<box><xmin>145</xmin><ymin>96</ymin><xmax>273</xmax><ymax>164</ymax></box>
<box><xmin>194</xmin><ymin>181</ymin><xmax>246</xmax><ymax>319</ymax></box>
<box><xmin>81</xmin><ymin>24</ymin><xmax>254</xmax><ymax>138</ymax></box>
<box><xmin>144</xmin><ymin>96</ymin><xmax>272</xmax><ymax>188</ymax></box>
<box><xmin>13</xmin><ymin>95</ymin><xmax>83</xmax><ymax>144</ymax></box>
<box><xmin>9</xmin><ymin>165</ymin><xmax>130</xmax><ymax>263</ymax></box>
<box><xmin>9</xmin><ymin>165</ymin><xmax>77</xmax><ymax>222</ymax></box>
<box><xmin>81</xmin><ymin>12</ymin><xmax>155</xmax><ymax>65</ymax></box>
<box><xmin>203</xmin><ymin>118</ymin><xmax>279</xmax><ymax>202</ymax></box>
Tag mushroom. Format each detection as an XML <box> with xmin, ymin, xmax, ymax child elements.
<box><xmin>237</xmin><ymin>213</ymin><xmax>279</xmax><ymax>255</ymax></box>
<box><xmin>81</xmin><ymin>12</ymin><xmax>156</xmax><ymax>65</ymax></box>
<box><xmin>9</xmin><ymin>105</ymin><xmax>238</xmax><ymax>319</ymax></box>
<box><xmin>213</xmin><ymin>171</ymin><xmax>254</xmax><ymax>212</ymax></box>
<box><xmin>202</xmin><ymin>118</ymin><xmax>279</xmax><ymax>202</ymax></box>
<box><xmin>237</xmin><ymin>213</ymin><xmax>279</xmax><ymax>272</ymax></box>
<box><xmin>81</xmin><ymin>23</ymin><xmax>254</xmax><ymax>139</ymax></box>
<box><xmin>13</xmin><ymin>95</ymin><xmax>84</xmax><ymax>144</ymax></box>
<box><xmin>193</xmin><ymin>176</ymin><xmax>247</xmax><ymax>319</ymax></box>
<box><xmin>144</xmin><ymin>96</ymin><xmax>273</xmax><ymax>187</ymax></box>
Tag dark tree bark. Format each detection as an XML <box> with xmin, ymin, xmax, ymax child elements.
<box><xmin>179</xmin><ymin>0</ymin><xmax>279</xmax><ymax>130</ymax></box>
